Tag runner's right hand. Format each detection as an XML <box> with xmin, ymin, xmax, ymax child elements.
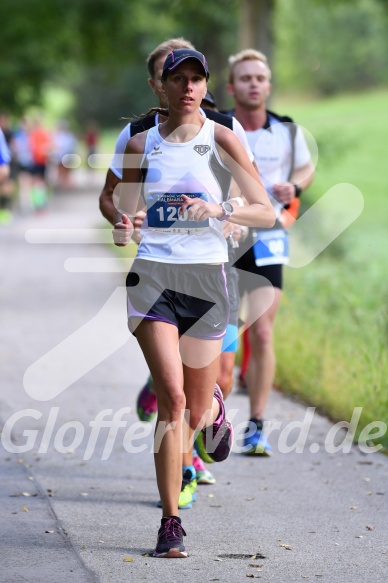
<box><xmin>113</xmin><ymin>214</ymin><xmax>133</xmax><ymax>246</ymax></box>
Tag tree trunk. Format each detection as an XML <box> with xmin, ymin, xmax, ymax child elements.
<box><xmin>239</xmin><ymin>0</ymin><xmax>274</xmax><ymax>68</ymax></box>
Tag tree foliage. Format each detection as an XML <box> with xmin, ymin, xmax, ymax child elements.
<box><xmin>1</xmin><ymin>0</ymin><xmax>141</xmax><ymax>112</ymax></box>
<box><xmin>2</xmin><ymin>0</ymin><xmax>388</xmax><ymax>123</ymax></box>
<box><xmin>275</xmin><ymin>0</ymin><xmax>388</xmax><ymax>94</ymax></box>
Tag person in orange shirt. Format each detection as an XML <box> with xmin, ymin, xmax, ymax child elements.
<box><xmin>29</xmin><ymin>118</ymin><xmax>52</xmax><ymax>210</ymax></box>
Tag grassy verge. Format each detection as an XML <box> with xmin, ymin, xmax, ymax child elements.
<box><xmin>272</xmin><ymin>88</ymin><xmax>388</xmax><ymax>449</ymax></box>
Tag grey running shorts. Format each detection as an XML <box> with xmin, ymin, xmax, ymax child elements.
<box><xmin>126</xmin><ymin>259</ymin><xmax>229</xmax><ymax>339</ymax></box>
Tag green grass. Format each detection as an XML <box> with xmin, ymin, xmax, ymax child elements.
<box><xmin>272</xmin><ymin>88</ymin><xmax>388</xmax><ymax>449</ymax></box>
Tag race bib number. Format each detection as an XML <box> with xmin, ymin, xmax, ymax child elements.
<box><xmin>252</xmin><ymin>228</ymin><xmax>289</xmax><ymax>266</ymax></box>
<box><xmin>146</xmin><ymin>192</ymin><xmax>209</xmax><ymax>234</ymax></box>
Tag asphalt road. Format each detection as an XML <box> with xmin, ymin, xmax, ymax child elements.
<box><xmin>1</xmin><ymin>185</ymin><xmax>387</xmax><ymax>582</ymax></box>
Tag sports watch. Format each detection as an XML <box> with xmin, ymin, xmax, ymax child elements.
<box><xmin>218</xmin><ymin>200</ymin><xmax>235</xmax><ymax>221</ymax></box>
<box><xmin>293</xmin><ymin>183</ymin><xmax>302</xmax><ymax>197</ymax></box>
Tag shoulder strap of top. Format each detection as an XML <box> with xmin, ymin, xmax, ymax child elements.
<box><xmin>266</xmin><ymin>109</ymin><xmax>297</xmax><ymax>182</ymax></box>
<box><xmin>130</xmin><ymin>114</ymin><xmax>158</xmax><ymax>137</ymax></box>
<box><xmin>204</xmin><ymin>108</ymin><xmax>233</xmax><ymax>130</ymax></box>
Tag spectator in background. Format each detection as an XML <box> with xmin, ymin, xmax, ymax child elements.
<box><xmin>0</xmin><ymin>128</ymin><xmax>11</xmax><ymax>181</ymax></box>
<box><xmin>0</xmin><ymin>113</ymin><xmax>15</xmax><ymax>223</ymax></box>
<box><xmin>84</xmin><ymin>120</ymin><xmax>100</xmax><ymax>158</ymax></box>
<box><xmin>52</xmin><ymin>120</ymin><xmax>78</xmax><ymax>190</ymax></box>
<box><xmin>12</xmin><ymin>117</ymin><xmax>34</xmax><ymax>214</ymax></box>
<box><xmin>29</xmin><ymin>118</ymin><xmax>52</xmax><ymax>211</ymax></box>
<box><xmin>84</xmin><ymin>120</ymin><xmax>100</xmax><ymax>186</ymax></box>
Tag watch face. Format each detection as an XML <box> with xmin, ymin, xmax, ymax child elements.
<box><xmin>223</xmin><ymin>201</ymin><xmax>234</xmax><ymax>213</ymax></box>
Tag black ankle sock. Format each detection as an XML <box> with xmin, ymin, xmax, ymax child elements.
<box><xmin>249</xmin><ymin>418</ymin><xmax>263</xmax><ymax>430</ymax></box>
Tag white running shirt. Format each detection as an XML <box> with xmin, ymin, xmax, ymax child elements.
<box><xmin>136</xmin><ymin>118</ymin><xmax>230</xmax><ymax>264</ymax></box>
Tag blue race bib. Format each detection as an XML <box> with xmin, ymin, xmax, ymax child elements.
<box><xmin>252</xmin><ymin>228</ymin><xmax>289</xmax><ymax>266</ymax></box>
<box><xmin>146</xmin><ymin>192</ymin><xmax>209</xmax><ymax>233</ymax></box>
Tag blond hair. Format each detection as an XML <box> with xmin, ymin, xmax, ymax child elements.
<box><xmin>228</xmin><ymin>49</ymin><xmax>271</xmax><ymax>83</ymax></box>
<box><xmin>147</xmin><ymin>38</ymin><xmax>195</xmax><ymax>79</ymax></box>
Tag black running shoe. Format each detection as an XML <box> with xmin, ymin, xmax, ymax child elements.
<box><xmin>153</xmin><ymin>516</ymin><xmax>187</xmax><ymax>558</ymax></box>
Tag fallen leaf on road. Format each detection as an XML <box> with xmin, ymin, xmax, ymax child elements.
<box><xmin>350</xmin><ymin>506</ymin><xmax>358</xmax><ymax>510</ymax></box>
<box><xmin>22</xmin><ymin>506</ymin><xmax>28</xmax><ymax>512</ymax></box>
<box><xmin>279</xmin><ymin>544</ymin><xmax>292</xmax><ymax>550</ymax></box>
<box><xmin>366</xmin><ymin>525</ymin><xmax>375</xmax><ymax>531</ymax></box>
<box><xmin>249</xmin><ymin>564</ymin><xmax>263</xmax><ymax>568</ymax></box>
<box><xmin>123</xmin><ymin>557</ymin><xmax>134</xmax><ymax>562</ymax></box>
<box><xmin>245</xmin><ymin>497</ymin><xmax>254</xmax><ymax>501</ymax></box>
<box><xmin>45</xmin><ymin>530</ymin><xmax>54</xmax><ymax>534</ymax></box>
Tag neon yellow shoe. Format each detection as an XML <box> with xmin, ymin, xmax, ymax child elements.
<box><xmin>178</xmin><ymin>468</ymin><xmax>197</xmax><ymax>509</ymax></box>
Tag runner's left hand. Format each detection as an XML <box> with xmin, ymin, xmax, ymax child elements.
<box><xmin>180</xmin><ymin>195</ymin><xmax>223</xmax><ymax>221</ymax></box>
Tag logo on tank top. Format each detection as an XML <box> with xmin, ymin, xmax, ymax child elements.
<box><xmin>194</xmin><ymin>145</ymin><xmax>211</xmax><ymax>156</ymax></box>
<box><xmin>151</xmin><ymin>146</ymin><xmax>162</xmax><ymax>155</ymax></box>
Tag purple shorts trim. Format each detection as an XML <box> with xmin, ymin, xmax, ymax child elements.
<box><xmin>127</xmin><ymin>301</ymin><xmax>178</xmax><ymax>336</ymax></box>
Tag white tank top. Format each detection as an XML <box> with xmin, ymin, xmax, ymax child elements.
<box><xmin>136</xmin><ymin>118</ymin><xmax>230</xmax><ymax>264</ymax></box>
